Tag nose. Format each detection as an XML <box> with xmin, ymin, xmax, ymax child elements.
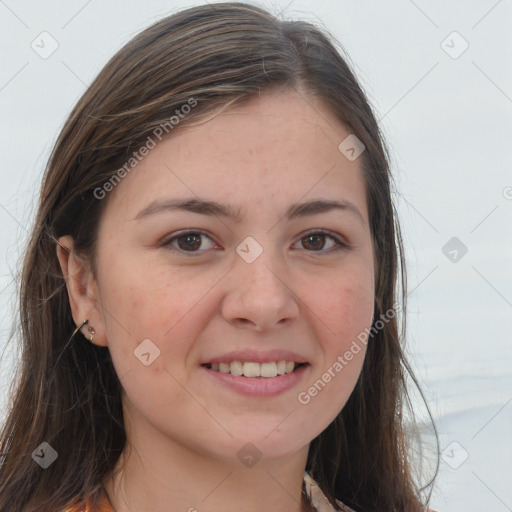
<box><xmin>220</xmin><ymin>246</ymin><xmax>300</xmax><ymax>332</ymax></box>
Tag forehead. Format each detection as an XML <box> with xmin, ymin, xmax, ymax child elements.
<box><xmin>103</xmin><ymin>89</ymin><xmax>369</xmax><ymax>225</ymax></box>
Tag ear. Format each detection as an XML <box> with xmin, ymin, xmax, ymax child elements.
<box><xmin>56</xmin><ymin>235</ymin><xmax>108</xmax><ymax>347</ymax></box>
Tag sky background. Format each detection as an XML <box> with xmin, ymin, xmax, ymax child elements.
<box><xmin>0</xmin><ymin>1</ymin><xmax>511</xmax><ymax>511</ymax></box>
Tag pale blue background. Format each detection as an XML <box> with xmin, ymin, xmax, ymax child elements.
<box><xmin>1</xmin><ymin>1</ymin><xmax>511</xmax><ymax>510</ymax></box>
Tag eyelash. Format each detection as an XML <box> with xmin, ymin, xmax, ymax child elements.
<box><xmin>161</xmin><ymin>229</ymin><xmax>349</xmax><ymax>256</ymax></box>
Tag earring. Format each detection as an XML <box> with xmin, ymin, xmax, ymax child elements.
<box><xmin>87</xmin><ymin>324</ymin><xmax>95</xmax><ymax>342</ymax></box>
<box><xmin>72</xmin><ymin>319</ymin><xmax>95</xmax><ymax>342</ymax></box>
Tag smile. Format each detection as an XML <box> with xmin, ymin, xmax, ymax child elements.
<box><xmin>201</xmin><ymin>361</ymin><xmax>309</xmax><ymax>397</ymax></box>
<box><xmin>203</xmin><ymin>361</ymin><xmax>305</xmax><ymax>378</ymax></box>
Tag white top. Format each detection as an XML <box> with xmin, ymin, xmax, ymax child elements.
<box><xmin>303</xmin><ymin>472</ymin><xmax>356</xmax><ymax>512</ymax></box>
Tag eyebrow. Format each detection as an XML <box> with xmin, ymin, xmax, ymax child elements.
<box><xmin>134</xmin><ymin>197</ymin><xmax>365</xmax><ymax>224</ymax></box>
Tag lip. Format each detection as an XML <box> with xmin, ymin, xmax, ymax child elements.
<box><xmin>200</xmin><ymin>349</ymin><xmax>308</xmax><ymax>365</ymax></box>
<box><xmin>201</xmin><ymin>363</ymin><xmax>309</xmax><ymax>397</ymax></box>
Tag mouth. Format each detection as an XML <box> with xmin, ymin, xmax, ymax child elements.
<box><xmin>201</xmin><ymin>361</ymin><xmax>308</xmax><ymax>378</ymax></box>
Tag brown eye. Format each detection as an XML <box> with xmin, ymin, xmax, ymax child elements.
<box><xmin>296</xmin><ymin>231</ymin><xmax>347</xmax><ymax>253</ymax></box>
<box><xmin>163</xmin><ymin>231</ymin><xmax>217</xmax><ymax>254</ymax></box>
<box><xmin>301</xmin><ymin>234</ymin><xmax>327</xmax><ymax>251</ymax></box>
<box><xmin>177</xmin><ymin>234</ymin><xmax>202</xmax><ymax>251</ymax></box>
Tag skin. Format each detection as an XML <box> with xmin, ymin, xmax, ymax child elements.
<box><xmin>57</xmin><ymin>88</ymin><xmax>375</xmax><ymax>512</ymax></box>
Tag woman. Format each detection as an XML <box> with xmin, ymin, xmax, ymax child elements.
<box><xmin>0</xmin><ymin>3</ymin><xmax>438</xmax><ymax>511</ymax></box>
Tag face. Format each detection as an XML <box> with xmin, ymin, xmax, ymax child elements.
<box><xmin>76</xmin><ymin>89</ymin><xmax>375</xmax><ymax>463</ymax></box>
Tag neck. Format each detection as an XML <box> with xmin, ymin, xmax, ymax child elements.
<box><xmin>103</xmin><ymin>405</ymin><xmax>311</xmax><ymax>512</ymax></box>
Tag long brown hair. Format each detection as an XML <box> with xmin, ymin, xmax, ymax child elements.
<box><xmin>0</xmin><ymin>3</ymin><xmax>438</xmax><ymax>511</ymax></box>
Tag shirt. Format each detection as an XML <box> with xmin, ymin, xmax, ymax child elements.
<box><xmin>63</xmin><ymin>472</ymin><xmax>432</xmax><ymax>511</ymax></box>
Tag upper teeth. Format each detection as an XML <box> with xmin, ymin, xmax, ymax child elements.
<box><xmin>209</xmin><ymin>361</ymin><xmax>296</xmax><ymax>378</ymax></box>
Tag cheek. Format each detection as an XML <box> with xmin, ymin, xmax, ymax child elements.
<box><xmin>305</xmin><ymin>264</ymin><xmax>375</xmax><ymax>344</ymax></box>
<box><xmin>310</xmin><ymin>279</ymin><xmax>373</xmax><ymax>386</ymax></box>
<box><xmin>98</xmin><ymin>250</ymin><xmax>185</xmax><ymax>332</ymax></box>
<box><xmin>295</xmin><ymin>262</ymin><xmax>374</xmax><ymax>426</ymax></box>
<box><xmin>96</xmin><ymin>255</ymin><xmax>217</xmax><ymax>375</ymax></box>
<box><xmin>95</xmin><ymin>264</ymin><xmax>199</xmax><ymax>407</ymax></box>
